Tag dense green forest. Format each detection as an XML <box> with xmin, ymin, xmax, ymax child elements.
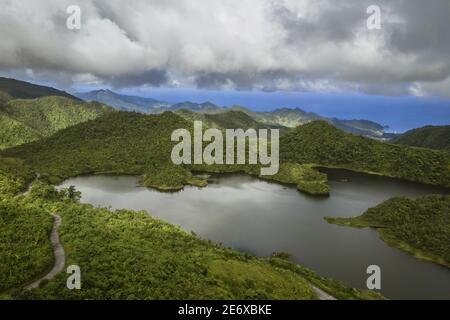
<box><xmin>0</xmin><ymin>180</ymin><xmax>381</xmax><ymax>300</ymax></box>
<box><xmin>0</xmin><ymin>157</ymin><xmax>34</xmax><ymax>195</ymax></box>
<box><xmin>0</xmin><ymin>96</ymin><xmax>112</xmax><ymax>149</ymax></box>
<box><xmin>1</xmin><ymin>111</ymin><xmax>332</xmax><ymax>195</ymax></box>
<box><xmin>3</xmin><ymin>112</ymin><xmax>449</xmax><ymax>194</ymax></box>
<box><xmin>280</xmin><ymin>121</ymin><xmax>450</xmax><ymax>188</ymax></box>
<box><xmin>326</xmin><ymin>195</ymin><xmax>450</xmax><ymax>268</ymax></box>
<box><xmin>175</xmin><ymin>109</ymin><xmax>286</xmax><ymax>131</ymax></box>
<box><xmin>0</xmin><ymin>88</ymin><xmax>448</xmax><ymax>300</ymax></box>
<box><xmin>2</xmin><ymin>111</ymin><xmax>202</xmax><ymax>190</ymax></box>
<box><xmin>0</xmin><ymin>197</ymin><xmax>53</xmax><ymax>294</ymax></box>
<box><xmin>393</xmin><ymin>125</ymin><xmax>450</xmax><ymax>150</ymax></box>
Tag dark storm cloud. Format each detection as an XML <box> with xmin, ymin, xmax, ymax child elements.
<box><xmin>0</xmin><ymin>0</ymin><xmax>449</xmax><ymax>96</ymax></box>
<box><xmin>107</xmin><ymin>70</ymin><xmax>169</xmax><ymax>89</ymax></box>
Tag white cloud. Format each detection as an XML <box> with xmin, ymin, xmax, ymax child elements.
<box><xmin>0</xmin><ymin>0</ymin><xmax>449</xmax><ymax>96</ymax></box>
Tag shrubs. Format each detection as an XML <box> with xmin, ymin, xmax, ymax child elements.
<box><xmin>326</xmin><ymin>195</ymin><xmax>450</xmax><ymax>267</ymax></box>
<box><xmin>280</xmin><ymin>121</ymin><xmax>450</xmax><ymax>188</ymax></box>
<box><xmin>0</xmin><ymin>197</ymin><xmax>53</xmax><ymax>292</ymax></box>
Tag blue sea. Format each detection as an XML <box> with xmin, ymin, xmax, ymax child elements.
<box><xmin>123</xmin><ymin>88</ymin><xmax>450</xmax><ymax>133</ymax></box>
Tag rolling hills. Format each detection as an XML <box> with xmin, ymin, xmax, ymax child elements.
<box><xmin>75</xmin><ymin>89</ymin><xmax>170</xmax><ymax>112</ymax></box>
<box><xmin>0</xmin><ymin>181</ymin><xmax>380</xmax><ymax>300</ymax></box>
<box><xmin>2</xmin><ymin>111</ymin><xmax>200</xmax><ymax>189</ymax></box>
<box><xmin>393</xmin><ymin>125</ymin><xmax>450</xmax><ymax>150</ymax></box>
<box><xmin>1</xmin><ymin>91</ymin><xmax>448</xmax><ymax>299</ymax></box>
<box><xmin>3</xmin><ymin>112</ymin><xmax>449</xmax><ymax>193</ymax></box>
<box><xmin>0</xmin><ymin>96</ymin><xmax>113</xmax><ymax>150</ymax></box>
<box><xmin>174</xmin><ymin>109</ymin><xmax>286</xmax><ymax>131</ymax></box>
<box><xmin>280</xmin><ymin>121</ymin><xmax>450</xmax><ymax>188</ymax></box>
<box><xmin>75</xmin><ymin>89</ymin><xmax>389</xmax><ymax>138</ymax></box>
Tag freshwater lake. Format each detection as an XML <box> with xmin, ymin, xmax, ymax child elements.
<box><xmin>59</xmin><ymin>169</ymin><xmax>450</xmax><ymax>300</ymax></box>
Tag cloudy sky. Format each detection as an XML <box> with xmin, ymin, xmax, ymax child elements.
<box><xmin>1</xmin><ymin>0</ymin><xmax>450</xmax><ymax>97</ymax></box>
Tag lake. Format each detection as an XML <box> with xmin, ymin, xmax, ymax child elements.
<box><xmin>59</xmin><ymin>169</ymin><xmax>450</xmax><ymax>300</ymax></box>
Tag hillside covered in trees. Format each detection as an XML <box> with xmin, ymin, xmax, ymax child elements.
<box><xmin>326</xmin><ymin>195</ymin><xmax>450</xmax><ymax>268</ymax></box>
<box><xmin>3</xmin><ymin>113</ymin><xmax>450</xmax><ymax>194</ymax></box>
<box><xmin>0</xmin><ymin>85</ymin><xmax>448</xmax><ymax>300</ymax></box>
<box><xmin>280</xmin><ymin>121</ymin><xmax>450</xmax><ymax>188</ymax></box>
<box><xmin>393</xmin><ymin>125</ymin><xmax>450</xmax><ymax>150</ymax></box>
<box><xmin>0</xmin><ymin>156</ymin><xmax>381</xmax><ymax>300</ymax></box>
<box><xmin>0</xmin><ymin>96</ymin><xmax>112</xmax><ymax>149</ymax></box>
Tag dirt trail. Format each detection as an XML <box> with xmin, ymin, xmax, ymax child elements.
<box><xmin>26</xmin><ymin>214</ymin><xmax>65</xmax><ymax>290</ymax></box>
<box><xmin>313</xmin><ymin>286</ymin><xmax>337</xmax><ymax>300</ymax></box>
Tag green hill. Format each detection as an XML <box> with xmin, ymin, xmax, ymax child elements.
<box><xmin>0</xmin><ymin>96</ymin><xmax>113</xmax><ymax>149</ymax></box>
<box><xmin>2</xmin><ymin>111</ymin><xmax>201</xmax><ymax>190</ymax></box>
<box><xmin>280</xmin><ymin>121</ymin><xmax>450</xmax><ymax>187</ymax></box>
<box><xmin>230</xmin><ymin>106</ymin><xmax>388</xmax><ymax>138</ymax></box>
<box><xmin>326</xmin><ymin>195</ymin><xmax>450</xmax><ymax>268</ymax></box>
<box><xmin>175</xmin><ymin>109</ymin><xmax>286</xmax><ymax>131</ymax></box>
<box><xmin>393</xmin><ymin>125</ymin><xmax>450</xmax><ymax>150</ymax></box>
<box><xmin>0</xmin><ymin>181</ymin><xmax>380</xmax><ymax>300</ymax></box>
<box><xmin>0</xmin><ymin>77</ymin><xmax>79</xmax><ymax>101</ymax></box>
<box><xmin>4</xmin><ymin>114</ymin><xmax>449</xmax><ymax>195</ymax></box>
<box><xmin>0</xmin><ymin>156</ymin><xmax>34</xmax><ymax>195</ymax></box>
<box><xmin>1</xmin><ymin>111</ymin><xmax>328</xmax><ymax>194</ymax></box>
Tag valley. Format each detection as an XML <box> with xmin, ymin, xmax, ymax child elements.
<box><xmin>0</xmin><ymin>77</ymin><xmax>449</xmax><ymax>301</ymax></box>
<box><xmin>58</xmin><ymin>172</ymin><xmax>449</xmax><ymax>300</ymax></box>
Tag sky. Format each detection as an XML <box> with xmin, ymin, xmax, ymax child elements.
<box><xmin>0</xmin><ymin>0</ymin><xmax>449</xmax><ymax>130</ymax></box>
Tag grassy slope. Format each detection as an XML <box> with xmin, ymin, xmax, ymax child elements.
<box><xmin>280</xmin><ymin>121</ymin><xmax>450</xmax><ymax>188</ymax></box>
<box><xmin>4</xmin><ymin>114</ymin><xmax>449</xmax><ymax>194</ymax></box>
<box><xmin>0</xmin><ymin>113</ymin><xmax>41</xmax><ymax>150</ymax></box>
<box><xmin>3</xmin><ymin>111</ymin><xmax>201</xmax><ymax>190</ymax></box>
<box><xmin>3</xmin><ymin>182</ymin><xmax>380</xmax><ymax>300</ymax></box>
<box><xmin>393</xmin><ymin>125</ymin><xmax>450</xmax><ymax>151</ymax></box>
<box><xmin>0</xmin><ymin>158</ymin><xmax>53</xmax><ymax>297</ymax></box>
<box><xmin>175</xmin><ymin>109</ymin><xmax>287</xmax><ymax>132</ymax></box>
<box><xmin>2</xmin><ymin>111</ymin><xmax>328</xmax><ymax>194</ymax></box>
<box><xmin>325</xmin><ymin>195</ymin><xmax>450</xmax><ymax>268</ymax></box>
<box><xmin>0</xmin><ymin>197</ymin><xmax>53</xmax><ymax>294</ymax></box>
<box><xmin>0</xmin><ymin>157</ymin><xmax>34</xmax><ymax>195</ymax></box>
<box><xmin>0</xmin><ymin>96</ymin><xmax>112</xmax><ymax>149</ymax></box>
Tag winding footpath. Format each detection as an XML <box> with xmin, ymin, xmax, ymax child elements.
<box><xmin>26</xmin><ymin>214</ymin><xmax>65</xmax><ymax>290</ymax></box>
<box><xmin>313</xmin><ymin>286</ymin><xmax>337</xmax><ymax>301</ymax></box>
<box><xmin>19</xmin><ymin>179</ymin><xmax>335</xmax><ymax>299</ymax></box>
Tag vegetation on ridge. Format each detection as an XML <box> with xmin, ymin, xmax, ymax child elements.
<box><xmin>393</xmin><ymin>125</ymin><xmax>450</xmax><ymax>151</ymax></box>
<box><xmin>0</xmin><ymin>96</ymin><xmax>112</xmax><ymax>150</ymax></box>
<box><xmin>280</xmin><ymin>121</ymin><xmax>450</xmax><ymax>188</ymax></box>
<box><xmin>1</xmin><ymin>182</ymin><xmax>381</xmax><ymax>300</ymax></box>
<box><xmin>326</xmin><ymin>195</ymin><xmax>450</xmax><ymax>268</ymax></box>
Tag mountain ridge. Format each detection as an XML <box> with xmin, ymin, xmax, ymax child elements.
<box><xmin>75</xmin><ymin>89</ymin><xmax>171</xmax><ymax>112</ymax></box>
<box><xmin>0</xmin><ymin>96</ymin><xmax>113</xmax><ymax>150</ymax></box>
<box><xmin>75</xmin><ymin>89</ymin><xmax>390</xmax><ymax>138</ymax></box>
<box><xmin>0</xmin><ymin>77</ymin><xmax>80</xmax><ymax>101</ymax></box>
<box><xmin>393</xmin><ymin>125</ymin><xmax>450</xmax><ymax>150</ymax></box>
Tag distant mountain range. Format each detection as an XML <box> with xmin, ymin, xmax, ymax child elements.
<box><xmin>75</xmin><ymin>89</ymin><xmax>391</xmax><ymax>139</ymax></box>
<box><xmin>75</xmin><ymin>90</ymin><xmax>171</xmax><ymax>112</ymax></box>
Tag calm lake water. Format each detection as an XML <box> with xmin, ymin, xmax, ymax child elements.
<box><xmin>59</xmin><ymin>169</ymin><xmax>450</xmax><ymax>300</ymax></box>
